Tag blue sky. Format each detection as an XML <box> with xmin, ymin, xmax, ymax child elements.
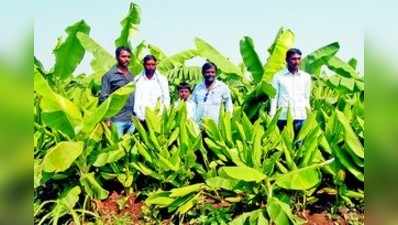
<box><xmin>33</xmin><ymin>0</ymin><xmax>364</xmax><ymax>74</ymax></box>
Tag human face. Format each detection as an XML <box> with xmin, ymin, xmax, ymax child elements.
<box><xmin>144</xmin><ymin>59</ymin><xmax>157</xmax><ymax>76</ymax></box>
<box><xmin>203</xmin><ymin>66</ymin><xmax>216</xmax><ymax>85</ymax></box>
<box><xmin>117</xmin><ymin>50</ymin><xmax>131</xmax><ymax>67</ymax></box>
<box><xmin>286</xmin><ymin>53</ymin><xmax>301</xmax><ymax>72</ymax></box>
<box><xmin>179</xmin><ymin>88</ymin><xmax>190</xmax><ymax>101</ymax></box>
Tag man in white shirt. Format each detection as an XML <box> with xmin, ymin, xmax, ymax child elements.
<box><xmin>175</xmin><ymin>82</ymin><xmax>197</xmax><ymax>122</ymax></box>
<box><xmin>133</xmin><ymin>55</ymin><xmax>170</xmax><ymax>122</ymax></box>
<box><xmin>269</xmin><ymin>48</ymin><xmax>312</xmax><ymax>135</ymax></box>
<box><xmin>192</xmin><ymin>62</ymin><xmax>233</xmax><ymax>125</ymax></box>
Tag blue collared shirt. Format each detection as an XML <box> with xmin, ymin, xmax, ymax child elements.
<box><xmin>99</xmin><ymin>66</ymin><xmax>134</xmax><ymax>122</ymax></box>
<box><xmin>192</xmin><ymin>80</ymin><xmax>233</xmax><ymax>124</ymax></box>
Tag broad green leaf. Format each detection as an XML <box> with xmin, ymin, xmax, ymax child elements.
<box><xmin>145</xmin><ymin>108</ymin><xmax>161</xmax><ymax>134</ymax></box>
<box><xmin>275</xmin><ymin>165</ymin><xmax>321</xmax><ymax>190</ymax></box>
<box><xmin>256</xmin><ymin>80</ymin><xmax>276</xmax><ymax>97</ymax></box>
<box><xmin>132</xmin><ymin>117</ymin><xmax>152</xmax><ymax>148</ymax></box>
<box><xmin>93</xmin><ymin>149</ymin><xmax>125</xmax><ymax>167</ymax></box>
<box><xmin>80</xmin><ymin>172</ymin><xmax>109</xmax><ymax>200</ymax></box>
<box><xmin>80</xmin><ymin>82</ymin><xmax>135</xmax><ymax>135</ymax></box>
<box><xmin>117</xmin><ymin>173</ymin><xmax>133</xmax><ymax>188</ymax></box>
<box><xmin>53</xmin><ymin>20</ymin><xmax>90</xmax><ymax>80</ymax></box>
<box><xmin>51</xmin><ymin>186</ymin><xmax>81</xmax><ymax>225</ymax></box>
<box><xmin>256</xmin><ymin>211</ymin><xmax>269</xmax><ymax>225</ymax></box>
<box><xmin>262</xmin><ymin>152</ymin><xmax>282</xmax><ymax>176</ymax></box>
<box><xmin>130</xmin><ymin>162</ymin><xmax>160</xmax><ymax>179</ymax></box>
<box><xmin>88</xmin><ymin>124</ymin><xmax>104</xmax><ymax>142</ymax></box>
<box><xmin>158</xmin><ymin>154</ymin><xmax>179</xmax><ymax>171</ymax></box>
<box><xmin>177</xmin><ymin>193</ymin><xmax>200</xmax><ymax>214</ymax></box>
<box><xmin>115</xmin><ymin>3</ymin><xmax>141</xmax><ymax>47</ymax></box>
<box><xmin>252</xmin><ymin>122</ymin><xmax>265</xmax><ymax>168</ymax></box>
<box><xmin>222</xmin><ymin>166</ymin><xmax>266</xmax><ymax>182</ymax></box>
<box><xmin>297</xmin><ymin>111</ymin><xmax>318</xmax><ymax>141</ymax></box>
<box><xmin>340</xmin><ymin>76</ymin><xmax>355</xmax><ymax>91</ymax></box>
<box><xmin>43</xmin><ymin>141</ymin><xmax>83</xmax><ymax>173</ymax></box>
<box><xmin>41</xmin><ymin>111</ymin><xmax>75</xmax><ymax>138</ymax></box>
<box><xmin>136</xmin><ymin>142</ymin><xmax>154</xmax><ymax>164</ymax></box>
<box><xmin>335</xmin><ymin>110</ymin><xmax>364</xmax><ymax>158</ymax></box>
<box><xmin>76</xmin><ymin>32</ymin><xmax>114</xmax><ymax>76</ymax></box>
<box><xmin>148</xmin><ymin>126</ymin><xmax>161</xmax><ymax>150</ymax></box>
<box><xmin>267</xmin><ymin>197</ymin><xmax>296</xmax><ymax>225</ymax></box>
<box><xmin>263</xmin><ymin>28</ymin><xmax>295</xmax><ymax>82</ymax></box>
<box><xmin>167</xmin><ymin>127</ymin><xmax>179</xmax><ymax>147</ymax></box>
<box><xmin>299</xmin><ymin>127</ymin><xmax>321</xmax><ymax>167</ymax></box>
<box><xmin>331</xmin><ymin>144</ymin><xmax>364</xmax><ymax>181</ymax></box>
<box><xmin>206</xmin><ymin>176</ymin><xmax>239</xmax><ymax>191</ymax></box>
<box><xmin>130</xmin><ymin>40</ymin><xmax>146</xmax><ymax>75</ymax></box>
<box><xmin>204</xmin><ymin>138</ymin><xmax>228</xmax><ymax>162</ymax></box>
<box><xmin>203</xmin><ymin>118</ymin><xmax>222</xmax><ymax>141</ymax></box>
<box><xmin>158</xmin><ymin>49</ymin><xmax>198</xmax><ymax>73</ymax></box>
<box><xmin>219</xmin><ymin>111</ymin><xmax>233</xmax><ymax>147</ymax></box>
<box><xmin>170</xmin><ymin>183</ymin><xmax>204</xmax><ymax>197</ymax></box>
<box><xmin>229</xmin><ymin>148</ymin><xmax>246</xmax><ymax>167</ymax></box>
<box><xmin>34</xmin><ymin>71</ymin><xmax>82</xmax><ymax>135</ymax></box>
<box><xmin>243</xmin><ymin>81</ymin><xmax>275</xmax><ymax>119</ymax></box>
<box><xmin>327</xmin><ymin>56</ymin><xmax>359</xmax><ymax>78</ymax></box>
<box><xmin>195</xmin><ymin>37</ymin><xmax>242</xmax><ymax>77</ymax></box>
<box><xmin>166</xmin><ymin>65</ymin><xmax>202</xmax><ymax>83</ymax></box>
<box><xmin>133</xmin><ymin>40</ymin><xmax>147</xmax><ymax>59</ymax></box>
<box><xmin>248</xmin><ymin>210</ymin><xmax>269</xmax><ymax>225</ymax></box>
<box><xmin>348</xmin><ymin>58</ymin><xmax>358</xmax><ymax>69</ymax></box>
<box><xmin>80</xmin><ymin>99</ymin><xmax>110</xmax><ymax>136</ymax></box>
<box><xmin>145</xmin><ymin>191</ymin><xmax>174</xmax><ymax>207</ymax></box>
<box><xmin>103</xmin><ymin>82</ymin><xmax>135</xmax><ymax>118</ymax></box>
<box><xmin>241</xmin><ymin>112</ymin><xmax>254</xmax><ymax>138</ymax></box>
<box><xmin>301</xmin><ymin>42</ymin><xmax>340</xmax><ymax>76</ymax></box>
<box><xmin>240</xmin><ymin>36</ymin><xmax>264</xmax><ymax>82</ymax></box>
<box><xmin>230</xmin><ymin>209</ymin><xmax>264</xmax><ymax>225</ymax></box>
<box><xmin>147</xmin><ymin>43</ymin><xmax>168</xmax><ymax>61</ymax></box>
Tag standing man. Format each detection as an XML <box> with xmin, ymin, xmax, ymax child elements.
<box><xmin>99</xmin><ymin>46</ymin><xmax>135</xmax><ymax>137</ymax></box>
<box><xmin>192</xmin><ymin>62</ymin><xmax>233</xmax><ymax>124</ymax></box>
<box><xmin>269</xmin><ymin>48</ymin><xmax>312</xmax><ymax>134</ymax></box>
<box><xmin>133</xmin><ymin>55</ymin><xmax>170</xmax><ymax>121</ymax></box>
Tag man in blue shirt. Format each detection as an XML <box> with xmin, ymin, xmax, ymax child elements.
<box><xmin>192</xmin><ymin>62</ymin><xmax>233</xmax><ymax>125</ymax></box>
<box><xmin>99</xmin><ymin>46</ymin><xmax>135</xmax><ymax>137</ymax></box>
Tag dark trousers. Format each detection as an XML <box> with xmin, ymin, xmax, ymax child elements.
<box><xmin>277</xmin><ymin>119</ymin><xmax>305</xmax><ymax>135</ymax></box>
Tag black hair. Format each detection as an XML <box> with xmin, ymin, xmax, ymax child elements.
<box><xmin>115</xmin><ymin>46</ymin><xmax>132</xmax><ymax>58</ymax></box>
<box><xmin>143</xmin><ymin>54</ymin><xmax>157</xmax><ymax>64</ymax></box>
<box><xmin>201</xmin><ymin>61</ymin><xmax>218</xmax><ymax>74</ymax></box>
<box><xmin>286</xmin><ymin>48</ymin><xmax>302</xmax><ymax>60</ymax></box>
<box><xmin>178</xmin><ymin>82</ymin><xmax>192</xmax><ymax>92</ymax></box>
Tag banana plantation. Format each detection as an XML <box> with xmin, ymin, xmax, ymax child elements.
<box><xmin>34</xmin><ymin>3</ymin><xmax>364</xmax><ymax>225</ymax></box>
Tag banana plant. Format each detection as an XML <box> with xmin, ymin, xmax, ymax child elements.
<box><xmin>129</xmin><ymin>103</ymin><xmax>206</xmax><ymax>187</ymax></box>
<box><xmin>34</xmin><ymin>61</ymin><xmax>135</xmax><ymax>225</ymax></box>
<box><xmin>239</xmin><ymin>28</ymin><xmax>295</xmax><ymax>120</ymax></box>
<box><xmin>34</xmin><ymin>2</ymin><xmax>365</xmax><ymax>223</ymax></box>
<box><xmin>143</xmin><ymin>108</ymin><xmax>335</xmax><ymax>224</ymax></box>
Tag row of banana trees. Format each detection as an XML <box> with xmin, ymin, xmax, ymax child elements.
<box><xmin>34</xmin><ymin>3</ymin><xmax>364</xmax><ymax>225</ymax></box>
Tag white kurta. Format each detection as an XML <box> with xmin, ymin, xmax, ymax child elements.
<box><xmin>269</xmin><ymin>69</ymin><xmax>312</xmax><ymax>120</ymax></box>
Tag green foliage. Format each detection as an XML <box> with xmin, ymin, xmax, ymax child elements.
<box><xmin>34</xmin><ymin>3</ymin><xmax>364</xmax><ymax>224</ymax></box>
<box><xmin>53</xmin><ymin>20</ymin><xmax>91</xmax><ymax>80</ymax></box>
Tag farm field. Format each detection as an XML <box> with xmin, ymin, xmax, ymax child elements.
<box><xmin>34</xmin><ymin>3</ymin><xmax>364</xmax><ymax>225</ymax></box>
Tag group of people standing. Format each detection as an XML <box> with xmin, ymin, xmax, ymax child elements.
<box><xmin>100</xmin><ymin>46</ymin><xmax>311</xmax><ymax>137</ymax></box>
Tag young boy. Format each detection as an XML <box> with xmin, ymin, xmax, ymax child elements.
<box><xmin>176</xmin><ymin>82</ymin><xmax>196</xmax><ymax>122</ymax></box>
